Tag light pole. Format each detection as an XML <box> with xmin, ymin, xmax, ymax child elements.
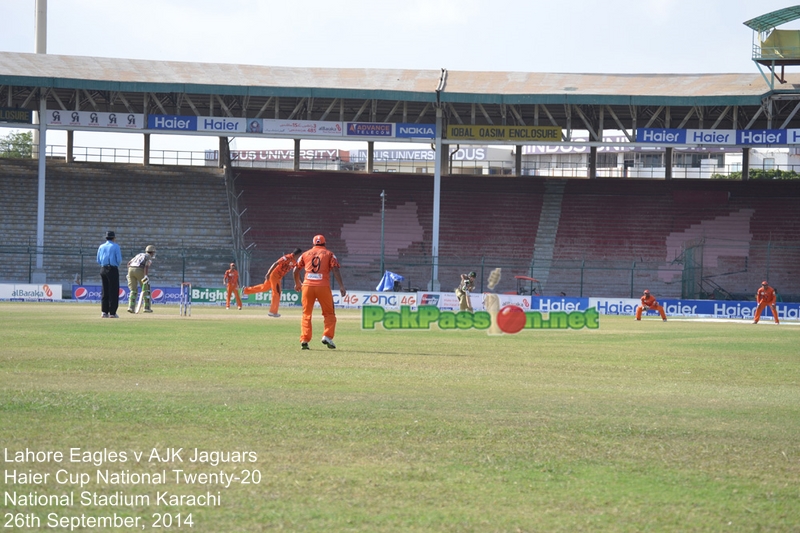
<box><xmin>380</xmin><ymin>190</ymin><xmax>386</xmax><ymax>275</ymax></box>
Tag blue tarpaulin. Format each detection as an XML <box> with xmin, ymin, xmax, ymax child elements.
<box><xmin>376</xmin><ymin>271</ymin><xmax>405</xmax><ymax>291</ymax></box>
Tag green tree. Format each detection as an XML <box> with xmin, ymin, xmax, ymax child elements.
<box><xmin>0</xmin><ymin>130</ymin><xmax>33</xmax><ymax>158</ymax></box>
<box><xmin>712</xmin><ymin>168</ymin><xmax>800</xmax><ymax>180</ymax></box>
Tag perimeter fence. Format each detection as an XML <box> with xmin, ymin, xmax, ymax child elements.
<box><xmin>2</xmin><ymin>239</ymin><xmax>799</xmax><ymax>302</ymax></box>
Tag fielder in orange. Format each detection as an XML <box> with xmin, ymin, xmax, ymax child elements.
<box><xmin>293</xmin><ymin>235</ymin><xmax>346</xmax><ymax>350</ymax></box>
<box><xmin>242</xmin><ymin>248</ymin><xmax>302</xmax><ymax>317</ymax></box>
<box><xmin>635</xmin><ymin>289</ymin><xmax>667</xmax><ymax>321</ymax></box>
<box><xmin>223</xmin><ymin>262</ymin><xmax>242</xmax><ymax>310</ymax></box>
<box><xmin>753</xmin><ymin>280</ymin><xmax>780</xmax><ymax>324</ymax></box>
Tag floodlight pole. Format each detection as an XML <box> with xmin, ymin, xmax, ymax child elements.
<box><xmin>380</xmin><ymin>190</ymin><xmax>386</xmax><ymax>275</ymax></box>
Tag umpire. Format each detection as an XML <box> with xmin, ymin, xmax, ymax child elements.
<box><xmin>96</xmin><ymin>230</ymin><xmax>122</xmax><ymax>318</ymax></box>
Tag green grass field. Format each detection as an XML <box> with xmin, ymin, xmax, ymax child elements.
<box><xmin>1</xmin><ymin>302</ymin><xmax>799</xmax><ymax>532</ymax></box>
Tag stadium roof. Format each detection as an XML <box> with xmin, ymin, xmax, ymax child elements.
<box><xmin>0</xmin><ymin>51</ymin><xmax>797</xmax><ymax>133</ymax></box>
<box><xmin>743</xmin><ymin>5</ymin><xmax>800</xmax><ymax>32</ymax></box>
<box><xmin>0</xmin><ymin>51</ymin><xmax>791</xmax><ymax>106</ymax></box>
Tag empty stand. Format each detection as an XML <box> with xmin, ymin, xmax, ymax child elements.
<box><xmin>0</xmin><ymin>159</ymin><xmax>232</xmax><ymax>287</ymax></box>
<box><xmin>4</xmin><ymin>158</ymin><xmax>800</xmax><ymax>300</ymax></box>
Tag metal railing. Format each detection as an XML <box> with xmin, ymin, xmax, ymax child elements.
<box><xmin>3</xmin><ymin>240</ymin><xmax>799</xmax><ymax>301</ymax></box>
<box><xmin>2</xmin><ymin>144</ymin><xmax>796</xmax><ymax>177</ymax></box>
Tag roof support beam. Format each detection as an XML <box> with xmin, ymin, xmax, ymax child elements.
<box><xmin>644</xmin><ymin>106</ymin><xmax>664</xmax><ymax>128</ymax></box>
<box><xmin>183</xmin><ymin>94</ymin><xmax>201</xmax><ymax>116</ymax></box>
<box><xmin>710</xmin><ymin>106</ymin><xmax>730</xmax><ymax>129</ymax></box>
<box><xmin>352</xmin><ymin>99</ymin><xmax>370</xmax><ymax>122</ymax></box>
<box><xmin>214</xmin><ymin>95</ymin><xmax>234</xmax><ymax>117</ymax></box>
<box><xmin>320</xmin><ymin>98</ymin><xmax>339</xmax><ymax>121</ymax></box>
<box><xmin>287</xmin><ymin>97</ymin><xmax>307</xmax><ymax>120</ymax></box>
<box><xmin>477</xmin><ymin>103</ymin><xmax>493</xmax><ymax>125</ymax></box>
<box><xmin>508</xmin><ymin>104</ymin><xmax>525</xmax><ymax>126</ymax></box>
<box><xmin>780</xmin><ymin>100</ymin><xmax>800</xmax><ymax>129</ymax></box>
<box><xmin>606</xmin><ymin>105</ymin><xmax>634</xmax><ymax>142</ymax></box>
<box><xmin>382</xmin><ymin>100</ymin><xmax>401</xmax><ymax>122</ymax></box>
<box><xmin>573</xmin><ymin>105</ymin><xmax>597</xmax><ymax>141</ymax></box>
<box><xmin>447</xmin><ymin>103</ymin><xmax>463</xmax><ymax>125</ymax></box>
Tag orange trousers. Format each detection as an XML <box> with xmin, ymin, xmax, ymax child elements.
<box><xmin>300</xmin><ymin>285</ymin><xmax>336</xmax><ymax>343</ymax></box>
<box><xmin>636</xmin><ymin>304</ymin><xmax>666</xmax><ymax>320</ymax></box>
<box><xmin>242</xmin><ymin>272</ymin><xmax>282</xmax><ymax>315</ymax></box>
<box><xmin>753</xmin><ymin>302</ymin><xmax>779</xmax><ymax>324</ymax></box>
<box><xmin>226</xmin><ymin>284</ymin><xmax>242</xmax><ymax>309</ymax></box>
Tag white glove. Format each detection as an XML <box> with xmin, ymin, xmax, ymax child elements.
<box><xmin>141</xmin><ymin>275</ymin><xmax>149</xmax><ymax>284</ymax></box>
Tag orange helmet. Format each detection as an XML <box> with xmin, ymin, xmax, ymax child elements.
<box><xmin>313</xmin><ymin>235</ymin><xmax>326</xmax><ymax>246</ymax></box>
<box><xmin>643</xmin><ymin>289</ymin><xmax>650</xmax><ymax>294</ymax></box>
<box><xmin>762</xmin><ymin>281</ymin><xmax>768</xmax><ymax>286</ymax></box>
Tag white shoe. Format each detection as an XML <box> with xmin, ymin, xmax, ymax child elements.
<box><xmin>268</xmin><ymin>312</ymin><xmax>281</xmax><ymax>318</ymax></box>
<box><xmin>321</xmin><ymin>336</ymin><xmax>336</xmax><ymax>349</ymax></box>
<box><xmin>101</xmin><ymin>312</ymin><xmax>109</xmax><ymax>318</ymax></box>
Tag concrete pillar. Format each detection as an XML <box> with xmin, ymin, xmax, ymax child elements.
<box><xmin>742</xmin><ymin>148</ymin><xmax>750</xmax><ymax>181</ymax></box>
<box><xmin>589</xmin><ymin>146</ymin><xmax>597</xmax><ymax>179</ymax></box>
<box><xmin>66</xmin><ymin>130</ymin><xmax>74</xmax><ymax>164</ymax></box>
<box><xmin>293</xmin><ymin>139</ymin><xmax>300</xmax><ymax>171</ymax></box>
<box><xmin>515</xmin><ymin>145</ymin><xmax>522</xmax><ymax>176</ymax></box>
<box><xmin>143</xmin><ymin>134</ymin><xmax>150</xmax><ymax>166</ymax></box>
<box><xmin>665</xmin><ymin>147</ymin><xmax>673</xmax><ymax>180</ymax></box>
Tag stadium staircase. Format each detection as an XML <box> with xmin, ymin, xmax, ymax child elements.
<box><xmin>529</xmin><ymin>179</ymin><xmax>566</xmax><ymax>292</ymax></box>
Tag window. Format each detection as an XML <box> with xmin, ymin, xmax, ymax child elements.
<box><xmin>596</xmin><ymin>153</ymin><xmax>618</xmax><ymax>168</ymax></box>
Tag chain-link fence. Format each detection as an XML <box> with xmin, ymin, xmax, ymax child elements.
<box><xmin>3</xmin><ymin>239</ymin><xmax>799</xmax><ymax>302</ymax></box>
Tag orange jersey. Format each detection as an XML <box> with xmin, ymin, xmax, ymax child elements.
<box><xmin>224</xmin><ymin>268</ymin><xmax>239</xmax><ymax>286</ymax></box>
<box><xmin>640</xmin><ymin>294</ymin><xmax>658</xmax><ymax>308</ymax></box>
<box><xmin>297</xmin><ymin>247</ymin><xmax>340</xmax><ymax>287</ymax></box>
<box><xmin>756</xmin><ymin>286</ymin><xmax>776</xmax><ymax>305</ymax></box>
<box><xmin>272</xmin><ymin>253</ymin><xmax>298</xmax><ymax>278</ymax></box>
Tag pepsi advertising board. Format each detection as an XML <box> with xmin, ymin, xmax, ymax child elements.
<box><xmin>71</xmin><ymin>285</ymin><xmax>181</xmax><ymax>304</ymax></box>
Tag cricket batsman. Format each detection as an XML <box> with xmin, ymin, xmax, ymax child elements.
<box><xmin>242</xmin><ymin>248</ymin><xmax>302</xmax><ymax>317</ymax></box>
<box><xmin>224</xmin><ymin>262</ymin><xmax>242</xmax><ymax>310</ymax></box>
<box><xmin>127</xmin><ymin>245</ymin><xmax>156</xmax><ymax>314</ymax></box>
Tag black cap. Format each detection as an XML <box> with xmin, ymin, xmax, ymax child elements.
<box><xmin>106</xmin><ymin>231</ymin><xmax>115</xmax><ymax>239</ymax></box>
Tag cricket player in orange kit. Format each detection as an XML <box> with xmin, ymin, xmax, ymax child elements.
<box><xmin>242</xmin><ymin>248</ymin><xmax>302</xmax><ymax>317</ymax></box>
<box><xmin>753</xmin><ymin>281</ymin><xmax>780</xmax><ymax>324</ymax></box>
<box><xmin>223</xmin><ymin>262</ymin><xmax>242</xmax><ymax>310</ymax></box>
<box><xmin>635</xmin><ymin>289</ymin><xmax>667</xmax><ymax>321</ymax></box>
<box><xmin>293</xmin><ymin>235</ymin><xmax>346</xmax><ymax>350</ymax></box>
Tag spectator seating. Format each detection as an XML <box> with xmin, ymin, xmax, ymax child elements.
<box><xmin>0</xmin><ymin>159</ymin><xmax>232</xmax><ymax>287</ymax></box>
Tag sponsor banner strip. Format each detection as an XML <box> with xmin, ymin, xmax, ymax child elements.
<box><xmin>48</xmin><ymin>110</ymin><xmax>144</xmax><ymax>129</ymax></box>
<box><xmin>637</xmin><ymin>128</ymin><xmax>792</xmax><ymax>146</ymax></box>
<box><xmin>25</xmin><ymin>286</ymin><xmax>800</xmax><ymax>320</ymax></box>
<box><xmin>447</xmin><ymin>125</ymin><xmax>562</xmax><ymax>142</ymax></box>
<box><xmin>0</xmin><ymin>283</ymin><xmax>62</xmax><ymax>301</ymax></box>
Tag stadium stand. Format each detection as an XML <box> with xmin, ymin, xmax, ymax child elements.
<box><xmin>0</xmin><ymin>159</ymin><xmax>232</xmax><ymax>288</ymax></box>
<box><xmin>235</xmin><ymin>170</ymin><xmax>544</xmax><ymax>294</ymax></box>
<box><xmin>3</xmin><ymin>159</ymin><xmax>800</xmax><ymax>300</ymax></box>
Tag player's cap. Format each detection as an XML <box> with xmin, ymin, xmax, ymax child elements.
<box><xmin>146</xmin><ymin>245</ymin><xmax>156</xmax><ymax>253</ymax></box>
<box><xmin>468</xmin><ymin>271</ymin><xmax>477</xmax><ymax>278</ymax></box>
<box><xmin>105</xmin><ymin>230</ymin><xmax>115</xmax><ymax>239</ymax></box>
<box><xmin>762</xmin><ymin>280</ymin><xmax>768</xmax><ymax>285</ymax></box>
<box><xmin>313</xmin><ymin>235</ymin><xmax>326</xmax><ymax>246</ymax></box>
<box><xmin>643</xmin><ymin>289</ymin><xmax>650</xmax><ymax>294</ymax></box>
<box><xmin>230</xmin><ymin>262</ymin><xmax>236</xmax><ymax>268</ymax></box>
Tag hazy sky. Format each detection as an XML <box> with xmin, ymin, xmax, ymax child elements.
<box><xmin>0</xmin><ymin>0</ymin><xmax>794</xmax><ymax>151</ymax></box>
